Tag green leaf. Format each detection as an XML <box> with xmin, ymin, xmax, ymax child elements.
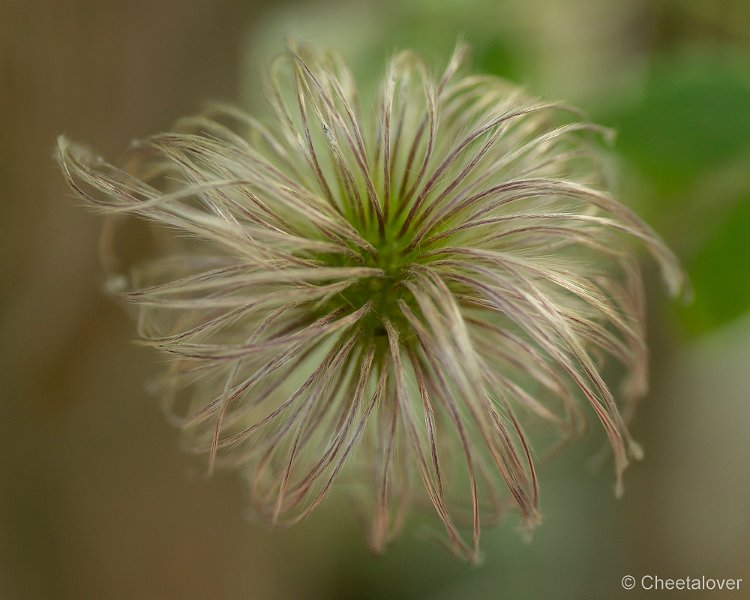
<box><xmin>607</xmin><ymin>66</ymin><xmax>750</xmax><ymax>196</ymax></box>
<box><xmin>681</xmin><ymin>195</ymin><xmax>750</xmax><ymax>333</ymax></box>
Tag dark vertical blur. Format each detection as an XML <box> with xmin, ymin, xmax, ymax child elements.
<box><xmin>0</xmin><ymin>2</ymin><xmax>304</xmax><ymax>598</ymax></box>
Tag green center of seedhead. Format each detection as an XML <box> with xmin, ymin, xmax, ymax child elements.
<box><xmin>317</xmin><ymin>215</ymin><xmax>421</xmax><ymax>342</ymax></box>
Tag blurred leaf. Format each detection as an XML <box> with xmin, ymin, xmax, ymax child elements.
<box><xmin>607</xmin><ymin>66</ymin><xmax>750</xmax><ymax>196</ymax></box>
<box><xmin>681</xmin><ymin>195</ymin><xmax>750</xmax><ymax>334</ymax></box>
<box><xmin>473</xmin><ymin>37</ymin><xmax>523</xmax><ymax>81</ymax></box>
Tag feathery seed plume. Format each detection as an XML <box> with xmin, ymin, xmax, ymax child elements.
<box><xmin>58</xmin><ymin>42</ymin><xmax>686</xmax><ymax>561</ymax></box>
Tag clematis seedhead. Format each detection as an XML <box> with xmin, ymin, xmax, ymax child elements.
<box><xmin>58</xmin><ymin>42</ymin><xmax>686</xmax><ymax>561</ymax></box>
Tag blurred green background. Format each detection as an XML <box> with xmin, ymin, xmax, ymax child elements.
<box><xmin>2</xmin><ymin>0</ymin><xmax>749</xmax><ymax>598</ymax></box>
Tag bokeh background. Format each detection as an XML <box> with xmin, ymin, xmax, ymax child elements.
<box><xmin>2</xmin><ymin>0</ymin><xmax>750</xmax><ymax>598</ymax></box>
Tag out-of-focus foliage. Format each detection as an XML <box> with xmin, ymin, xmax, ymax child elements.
<box><xmin>610</xmin><ymin>63</ymin><xmax>750</xmax><ymax>196</ymax></box>
<box><xmin>601</xmin><ymin>59</ymin><xmax>750</xmax><ymax>333</ymax></box>
<box><xmin>683</xmin><ymin>195</ymin><xmax>750</xmax><ymax>333</ymax></box>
